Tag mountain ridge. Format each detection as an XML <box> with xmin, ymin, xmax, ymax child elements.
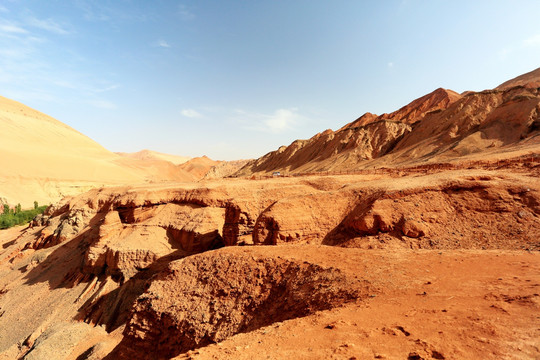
<box><xmin>235</xmin><ymin>71</ymin><xmax>540</xmax><ymax>176</ymax></box>
<box><xmin>496</xmin><ymin>67</ymin><xmax>540</xmax><ymax>90</ymax></box>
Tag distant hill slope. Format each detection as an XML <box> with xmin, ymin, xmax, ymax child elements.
<box><xmin>496</xmin><ymin>67</ymin><xmax>540</xmax><ymax>90</ymax></box>
<box><xmin>177</xmin><ymin>156</ymin><xmax>221</xmax><ymax>180</ymax></box>
<box><xmin>0</xmin><ymin>96</ymin><xmax>195</xmax><ymax>207</ymax></box>
<box><xmin>235</xmin><ymin>71</ymin><xmax>540</xmax><ymax>176</ymax></box>
<box><xmin>116</xmin><ymin>149</ymin><xmax>191</xmax><ymax>165</ymax></box>
<box><xmin>202</xmin><ymin>159</ymin><xmax>251</xmax><ymax>180</ymax></box>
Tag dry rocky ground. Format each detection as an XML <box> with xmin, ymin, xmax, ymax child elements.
<box><xmin>0</xmin><ymin>163</ymin><xmax>538</xmax><ymax>359</ymax></box>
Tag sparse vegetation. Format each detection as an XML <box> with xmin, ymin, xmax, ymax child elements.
<box><xmin>0</xmin><ymin>202</ymin><xmax>47</xmax><ymax>229</ymax></box>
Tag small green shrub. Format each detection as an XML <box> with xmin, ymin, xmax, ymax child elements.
<box><xmin>0</xmin><ymin>203</ymin><xmax>48</xmax><ymax>229</ymax></box>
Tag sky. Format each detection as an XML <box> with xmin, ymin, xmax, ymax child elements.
<box><xmin>1</xmin><ymin>0</ymin><xmax>540</xmax><ymax>160</ymax></box>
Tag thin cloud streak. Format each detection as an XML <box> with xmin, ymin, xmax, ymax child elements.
<box><xmin>234</xmin><ymin>108</ymin><xmax>306</xmax><ymax>133</ymax></box>
<box><xmin>0</xmin><ymin>21</ymin><xmax>27</xmax><ymax>34</ymax></box>
<box><xmin>26</xmin><ymin>16</ymin><xmax>70</xmax><ymax>35</ymax></box>
<box><xmin>181</xmin><ymin>109</ymin><xmax>202</xmax><ymax>118</ymax></box>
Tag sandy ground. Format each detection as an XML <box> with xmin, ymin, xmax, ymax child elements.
<box><xmin>174</xmin><ymin>247</ymin><xmax>540</xmax><ymax>360</ymax></box>
<box><xmin>0</xmin><ymin>96</ymin><xmax>201</xmax><ymax>207</ymax></box>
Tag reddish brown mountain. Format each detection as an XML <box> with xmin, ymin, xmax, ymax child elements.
<box><xmin>236</xmin><ymin>77</ymin><xmax>540</xmax><ymax>176</ymax></box>
<box><xmin>342</xmin><ymin>87</ymin><xmax>461</xmax><ymax>129</ymax></box>
<box><xmin>496</xmin><ymin>67</ymin><xmax>540</xmax><ymax>90</ymax></box>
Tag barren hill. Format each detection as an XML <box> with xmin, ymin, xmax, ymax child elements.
<box><xmin>177</xmin><ymin>156</ymin><xmax>221</xmax><ymax>180</ymax></box>
<box><xmin>235</xmin><ymin>84</ymin><xmax>540</xmax><ymax>176</ymax></box>
<box><xmin>0</xmin><ymin>96</ymin><xmax>195</xmax><ymax>207</ymax></box>
<box><xmin>202</xmin><ymin>159</ymin><xmax>251</xmax><ymax>180</ymax></box>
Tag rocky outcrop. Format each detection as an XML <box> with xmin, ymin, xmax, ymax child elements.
<box><xmin>252</xmin><ymin>191</ymin><xmax>357</xmax><ymax>245</ymax></box>
<box><xmin>251</xmin><ymin>179</ymin><xmax>540</xmax><ymax>250</ymax></box>
<box><xmin>390</xmin><ymin>86</ymin><xmax>540</xmax><ymax>162</ymax></box>
<box><xmin>18</xmin><ymin>171</ymin><xmax>540</xmax><ymax>286</ymax></box>
<box><xmin>202</xmin><ymin>159</ymin><xmax>251</xmax><ymax>180</ymax></box>
<box><xmin>84</xmin><ymin>203</ymin><xmax>227</xmax><ymax>280</ymax></box>
<box><xmin>338</xmin><ymin>181</ymin><xmax>540</xmax><ymax>249</ymax></box>
<box><xmin>112</xmin><ymin>247</ymin><xmax>368</xmax><ymax>359</ymax></box>
<box><xmin>235</xmin><ymin>120</ymin><xmax>412</xmax><ymax>175</ymax></box>
<box><xmin>343</xmin><ymin>88</ymin><xmax>461</xmax><ymax>129</ymax></box>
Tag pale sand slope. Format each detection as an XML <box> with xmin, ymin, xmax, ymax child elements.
<box><xmin>0</xmin><ymin>96</ymin><xmax>195</xmax><ymax>207</ymax></box>
<box><xmin>116</xmin><ymin>149</ymin><xmax>191</xmax><ymax>165</ymax></box>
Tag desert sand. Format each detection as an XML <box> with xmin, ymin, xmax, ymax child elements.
<box><xmin>0</xmin><ymin>97</ymin><xmax>223</xmax><ymax>208</ymax></box>
<box><xmin>116</xmin><ymin>150</ymin><xmax>191</xmax><ymax>166</ymax></box>
<box><xmin>0</xmin><ymin>68</ymin><xmax>539</xmax><ymax>359</ymax></box>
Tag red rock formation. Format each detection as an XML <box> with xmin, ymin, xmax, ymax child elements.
<box><xmin>236</xmin><ymin>88</ymin><xmax>462</xmax><ymax>176</ymax></box>
<box><xmin>235</xmin><ymin>85</ymin><xmax>540</xmax><ymax>176</ymax></box>
<box><xmin>112</xmin><ymin>247</ymin><xmax>366</xmax><ymax>359</ymax></box>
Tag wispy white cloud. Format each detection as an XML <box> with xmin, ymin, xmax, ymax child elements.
<box><xmin>264</xmin><ymin>109</ymin><xmax>300</xmax><ymax>132</ymax></box>
<box><xmin>157</xmin><ymin>39</ymin><xmax>171</xmax><ymax>48</ymax></box>
<box><xmin>0</xmin><ymin>21</ymin><xmax>27</xmax><ymax>34</ymax></box>
<box><xmin>52</xmin><ymin>77</ymin><xmax>120</xmax><ymax>95</ymax></box>
<box><xmin>235</xmin><ymin>108</ymin><xmax>305</xmax><ymax>133</ymax></box>
<box><xmin>181</xmin><ymin>109</ymin><xmax>202</xmax><ymax>118</ymax></box>
<box><xmin>387</xmin><ymin>62</ymin><xmax>394</xmax><ymax>68</ymax></box>
<box><xmin>26</xmin><ymin>16</ymin><xmax>70</xmax><ymax>35</ymax></box>
<box><xmin>0</xmin><ymin>47</ymin><xmax>32</xmax><ymax>59</ymax></box>
<box><xmin>523</xmin><ymin>34</ymin><xmax>540</xmax><ymax>47</ymax></box>
<box><xmin>0</xmin><ymin>6</ymin><xmax>9</xmax><ymax>13</ymax></box>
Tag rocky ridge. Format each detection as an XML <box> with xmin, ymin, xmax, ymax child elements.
<box><xmin>496</xmin><ymin>66</ymin><xmax>540</xmax><ymax>90</ymax></box>
<box><xmin>235</xmin><ymin>85</ymin><xmax>540</xmax><ymax>176</ymax></box>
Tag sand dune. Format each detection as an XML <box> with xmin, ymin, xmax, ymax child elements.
<box><xmin>116</xmin><ymin>149</ymin><xmax>191</xmax><ymax>165</ymax></box>
<box><xmin>0</xmin><ymin>96</ymin><xmax>196</xmax><ymax>207</ymax></box>
<box><xmin>177</xmin><ymin>156</ymin><xmax>221</xmax><ymax>180</ymax></box>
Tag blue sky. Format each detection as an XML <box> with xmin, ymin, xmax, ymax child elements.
<box><xmin>1</xmin><ymin>0</ymin><xmax>540</xmax><ymax>160</ymax></box>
